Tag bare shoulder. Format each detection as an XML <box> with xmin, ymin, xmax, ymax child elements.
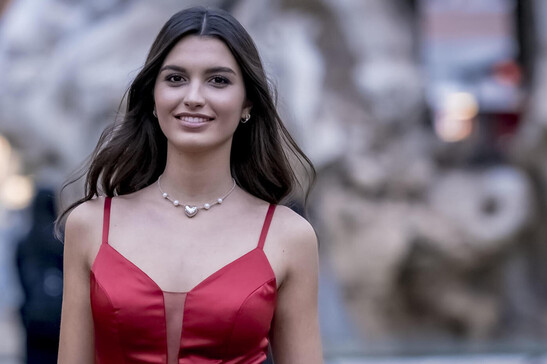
<box><xmin>64</xmin><ymin>197</ymin><xmax>106</xmax><ymax>269</ymax></box>
<box><xmin>271</xmin><ymin>205</ymin><xmax>318</xmax><ymax>258</ymax></box>
<box><xmin>66</xmin><ymin>196</ymin><xmax>105</xmax><ymax>225</ymax></box>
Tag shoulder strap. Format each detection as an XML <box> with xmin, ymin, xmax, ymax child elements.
<box><xmin>102</xmin><ymin>197</ymin><xmax>112</xmax><ymax>245</ymax></box>
<box><xmin>257</xmin><ymin>204</ymin><xmax>276</xmax><ymax>250</ymax></box>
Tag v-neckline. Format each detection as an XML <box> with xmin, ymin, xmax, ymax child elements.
<box><xmin>93</xmin><ymin>242</ymin><xmax>275</xmax><ymax>295</ymax></box>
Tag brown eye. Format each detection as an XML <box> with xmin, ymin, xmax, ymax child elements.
<box><xmin>166</xmin><ymin>74</ymin><xmax>184</xmax><ymax>83</ymax></box>
<box><xmin>210</xmin><ymin>76</ymin><xmax>231</xmax><ymax>86</ymax></box>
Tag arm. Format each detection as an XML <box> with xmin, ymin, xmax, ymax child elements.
<box><xmin>58</xmin><ymin>201</ymin><xmax>100</xmax><ymax>363</ymax></box>
<box><xmin>270</xmin><ymin>211</ymin><xmax>323</xmax><ymax>363</ymax></box>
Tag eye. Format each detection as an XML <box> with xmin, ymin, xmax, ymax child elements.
<box><xmin>165</xmin><ymin>74</ymin><xmax>185</xmax><ymax>83</ymax></box>
<box><xmin>210</xmin><ymin>76</ymin><xmax>231</xmax><ymax>86</ymax></box>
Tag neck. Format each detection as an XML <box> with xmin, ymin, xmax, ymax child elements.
<box><xmin>158</xmin><ymin>147</ymin><xmax>235</xmax><ymax>204</ymax></box>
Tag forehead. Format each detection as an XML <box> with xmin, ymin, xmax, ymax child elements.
<box><xmin>162</xmin><ymin>35</ymin><xmax>240</xmax><ymax>71</ymax></box>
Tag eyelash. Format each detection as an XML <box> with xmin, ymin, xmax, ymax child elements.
<box><xmin>164</xmin><ymin>74</ymin><xmax>231</xmax><ymax>86</ymax></box>
<box><xmin>165</xmin><ymin>74</ymin><xmax>184</xmax><ymax>83</ymax></box>
<box><xmin>210</xmin><ymin>76</ymin><xmax>231</xmax><ymax>85</ymax></box>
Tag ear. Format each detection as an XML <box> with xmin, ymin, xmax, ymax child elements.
<box><xmin>242</xmin><ymin>99</ymin><xmax>252</xmax><ymax>116</ymax></box>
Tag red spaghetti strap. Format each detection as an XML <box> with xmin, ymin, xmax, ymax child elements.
<box><xmin>102</xmin><ymin>197</ymin><xmax>112</xmax><ymax>245</ymax></box>
<box><xmin>257</xmin><ymin>204</ymin><xmax>276</xmax><ymax>250</ymax></box>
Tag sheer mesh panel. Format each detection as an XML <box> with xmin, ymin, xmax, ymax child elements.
<box><xmin>163</xmin><ymin>292</ymin><xmax>187</xmax><ymax>364</ymax></box>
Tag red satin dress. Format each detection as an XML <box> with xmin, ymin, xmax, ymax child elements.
<box><xmin>90</xmin><ymin>197</ymin><xmax>277</xmax><ymax>363</ymax></box>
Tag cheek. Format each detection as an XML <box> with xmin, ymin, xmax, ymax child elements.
<box><xmin>211</xmin><ymin>91</ymin><xmax>246</xmax><ymax>116</ymax></box>
<box><xmin>154</xmin><ymin>89</ymin><xmax>180</xmax><ymax>109</ymax></box>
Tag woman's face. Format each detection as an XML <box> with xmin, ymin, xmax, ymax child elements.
<box><xmin>153</xmin><ymin>35</ymin><xmax>251</xmax><ymax>153</ymax></box>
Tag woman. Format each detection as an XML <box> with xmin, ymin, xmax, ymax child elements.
<box><xmin>57</xmin><ymin>6</ymin><xmax>322</xmax><ymax>364</ymax></box>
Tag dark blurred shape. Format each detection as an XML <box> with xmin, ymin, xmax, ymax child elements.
<box><xmin>263</xmin><ymin>349</ymin><xmax>274</xmax><ymax>364</ymax></box>
<box><xmin>16</xmin><ymin>187</ymin><xmax>63</xmax><ymax>364</ymax></box>
<box><xmin>0</xmin><ymin>0</ymin><xmax>11</xmax><ymax>17</ymax></box>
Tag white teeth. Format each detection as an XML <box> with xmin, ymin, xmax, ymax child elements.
<box><xmin>178</xmin><ymin>116</ymin><xmax>209</xmax><ymax>123</ymax></box>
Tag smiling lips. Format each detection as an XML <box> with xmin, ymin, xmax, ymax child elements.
<box><xmin>175</xmin><ymin>113</ymin><xmax>214</xmax><ymax>129</ymax></box>
<box><xmin>175</xmin><ymin>113</ymin><xmax>214</xmax><ymax>123</ymax></box>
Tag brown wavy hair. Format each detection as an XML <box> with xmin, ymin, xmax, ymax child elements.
<box><xmin>56</xmin><ymin>6</ymin><xmax>315</xmax><ymax>234</ymax></box>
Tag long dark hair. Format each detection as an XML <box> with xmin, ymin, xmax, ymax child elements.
<box><xmin>56</xmin><ymin>6</ymin><xmax>315</xmax><ymax>232</ymax></box>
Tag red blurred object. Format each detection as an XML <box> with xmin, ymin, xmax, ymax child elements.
<box><xmin>493</xmin><ymin>60</ymin><xmax>522</xmax><ymax>86</ymax></box>
<box><xmin>494</xmin><ymin>112</ymin><xmax>520</xmax><ymax>137</ymax></box>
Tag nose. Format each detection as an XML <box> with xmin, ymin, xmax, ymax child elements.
<box><xmin>183</xmin><ymin>81</ymin><xmax>205</xmax><ymax>109</ymax></box>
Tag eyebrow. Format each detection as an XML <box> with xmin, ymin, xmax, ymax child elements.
<box><xmin>159</xmin><ymin>65</ymin><xmax>236</xmax><ymax>75</ymax></box>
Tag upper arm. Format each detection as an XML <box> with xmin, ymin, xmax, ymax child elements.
<box><xmin>58</xmin><ymin>199</ymin><xmax>102</xmax><ymax>364</ymax></box>
<box><xmin>270</xmin><ymin>208</ymin><xmax>323</xmax><ymax>363</ymax></box>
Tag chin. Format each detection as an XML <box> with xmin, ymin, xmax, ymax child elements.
<box><xmin>168</xmin><ymin>136</ymin><xmax>233</xmax><ymax>154</ymax></box>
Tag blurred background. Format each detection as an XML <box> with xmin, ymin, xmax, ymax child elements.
<box><xmin>1</xmin><ymin>0</ymin><xmax>547</xmax><ymax>363</ymax></box>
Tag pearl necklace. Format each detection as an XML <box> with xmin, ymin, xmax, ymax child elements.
<box><xmin>157</xmin><ymin>175</ymin><xmax>236</xmax><ymax>218</ymax></box>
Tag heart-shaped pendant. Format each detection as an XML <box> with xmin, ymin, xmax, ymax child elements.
<box><xmin>184</xmin><ymin>205</ymin><xmax>198</xmax><ymax>218</ymax></box>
